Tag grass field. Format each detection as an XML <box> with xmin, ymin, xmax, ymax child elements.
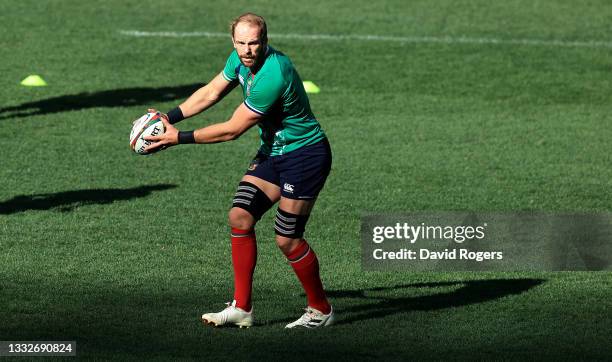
<box><xmin>1</xmin><ymin>0</ymin><xmax>611</xmax><ymax>360</ymax></box>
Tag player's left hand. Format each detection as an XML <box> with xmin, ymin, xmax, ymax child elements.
<box><xmin>143</xmin><ymin>114</ymin><xmax>179</xmax><ymax>153</ymax></box>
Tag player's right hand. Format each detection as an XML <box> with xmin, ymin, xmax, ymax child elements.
<box><xmin>143</xmin><ymin>115</ymin><xmax>179</xmax><ymax>153</ymax></box>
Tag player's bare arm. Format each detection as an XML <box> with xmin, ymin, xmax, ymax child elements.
<box><xmin>143</xmin><ymin>102</ymin><xmax>262</xmax><ymax>152</ymax></box>
<box><xmin>193</xmin><ymin>103</ymin><xmax>262</xmax><ymax>143</ymax></box>
<box><xmin>144</xmin><ymin>72</ymin><xmax>236</xmax><ymax>122</ymax></box>
<box><xmin>178</xmin><ymin>72</ymin><xmax>238</xmax><ymax>118</ymax></box>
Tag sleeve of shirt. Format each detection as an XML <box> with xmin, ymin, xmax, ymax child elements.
<box><xmin>244</xmin><ymin>68</ymin><xmax>285</xmax><ymax>115</ymax></box>
<box><xmin>222</xmin><ymin>50</ymin><xmax>241</xmax><ymax>82</ymax></box>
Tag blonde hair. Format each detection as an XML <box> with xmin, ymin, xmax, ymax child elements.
<box><xmin>230</xmin><ymin>13</ymin><xmax>268</xmax><ymax>43</ymax></box>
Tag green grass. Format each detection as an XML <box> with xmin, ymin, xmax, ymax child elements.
<box><xmin>1</xmin><ymin>0</ymin><xmax>611</xmax><ymax>360</ymax></box>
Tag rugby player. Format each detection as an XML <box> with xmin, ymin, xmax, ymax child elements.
<box><xmin>144</xmin><ymin>13</ymin><xmax>334</xmax><ymax>328</ymax></box>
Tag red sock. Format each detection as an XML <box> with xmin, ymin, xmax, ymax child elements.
<box><xmin>231</xmin><ymin>227</ymin><xmax>257</xmax><ymax>311</ymax></box>
<box><xmin>287</xmin><ymin>240</ymin><xmax>331</xmax><ymax>314</ymax></box>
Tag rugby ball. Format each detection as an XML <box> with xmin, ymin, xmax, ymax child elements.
<box><xmin>130</xmin><ymin>112</ymin><xmax>166</xmax><ymax>155</ymax></box>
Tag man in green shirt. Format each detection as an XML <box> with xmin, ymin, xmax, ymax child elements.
<box><xmin>145</xmin><ymin>13</ymin><xmax>333</xmax><ymax>328</ymax></box>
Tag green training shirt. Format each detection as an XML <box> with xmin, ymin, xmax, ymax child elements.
<box><xmin>222</xmin><ymin>46</ymin><xmax>325</xmax><ymax>156</ymax></box>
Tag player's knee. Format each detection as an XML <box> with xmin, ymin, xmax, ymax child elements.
<box><xmin>275</xmin><ymin>235</ymin><xmax>301</xmax><ymax>256</ymax></box>
<box><xmin>228</xmin><ymin>207</ymin><xmax>255</xmax><ymax>230</ymax></box>
<box><xmin>274</xmin><ymin>208</ymin><xmax>310</xmax><ymax>256</ymax></box>
<box><xmin>231</xmin><ymin>181</ymin><xmax>274</xmax><ymax>223</ymax></box>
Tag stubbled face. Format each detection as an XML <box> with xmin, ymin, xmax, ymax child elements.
<box><xmin>232</xmin><ymin>22</ymin><xmax>266</xmax><ymax>68</ymax></box>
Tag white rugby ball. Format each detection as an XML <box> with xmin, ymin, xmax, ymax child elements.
<box><xmin>130</xmin><ymin>112</ymin><xmax>166</xmax><ymax>155</ymax></box>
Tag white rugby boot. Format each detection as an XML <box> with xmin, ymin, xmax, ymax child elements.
<box><xmin>285</xmin><ymin>306</ymin><xmax>334</xmax><ymax>329</ymax></box>
<box><xmin>201</xmin><ymin>300</ymin><xmax>253</xmax><ymax>328</ymax></box>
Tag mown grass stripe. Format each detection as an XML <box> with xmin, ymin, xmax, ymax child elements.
<box><xmin>119</xmin><ymin>30</ymin><xmax>612</xmax><ymax>49</ymax></box>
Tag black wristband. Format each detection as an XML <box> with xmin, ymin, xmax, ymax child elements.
<box><xmin>166</xmin><ymin>107</ymin><xmax>185</xmax><ymax>124</ymax></box>
<box><xmin>178</xmin><ymin>130</ymin><xmax>196</xmax><ymax>144</ymax></box>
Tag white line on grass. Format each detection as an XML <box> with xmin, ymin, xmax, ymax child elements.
<box><xmin>119</xmin><ymin>30</ymin><xmax>612</xmax><ymax>49</ymax></box>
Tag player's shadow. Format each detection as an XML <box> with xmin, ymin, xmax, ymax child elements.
<box><xmin>273</xmin><ymin>278</ymin><xmax>544</xmax><ymax>326</ymax></box>
<box><xmin>0</xmin><ymin>184</ymin><xmax>177</xmax><ymax>214</ymax></box>
<box><xmin>0</xmin><ymin>83</ymin><xmax>203</xmax><ymax>120</ymax></box>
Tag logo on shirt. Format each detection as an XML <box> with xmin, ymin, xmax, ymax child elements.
<box><xmin>246</xmin><ymin>75</ymin><xmax>253</xmax><ymax>96</ymax></box>
<box><xmin>283</xmin><ymin>183</ymin><xmax>294</xmax><ymax>193</ymax></box>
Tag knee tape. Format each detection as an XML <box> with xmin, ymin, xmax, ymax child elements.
<box><xmin>274</xmin><ymin>208</ymin><xmax>310</xmax><ymax>238</ymax></box>
<box><xmin>232</xmin><ymin>181</ymin><xmax>274</xmax><ymax>221</ymax></box>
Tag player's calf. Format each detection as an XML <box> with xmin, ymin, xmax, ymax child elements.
<box><xmin>274</xmin><ymin>208</ymin><xmax>333</xmax><ymax>319</ymax></box>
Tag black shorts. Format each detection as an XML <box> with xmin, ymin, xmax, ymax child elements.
<box><xmin>245</xmin><ymin>138</ymin><xmax>332</xmax><ymax>200</ymax></box>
